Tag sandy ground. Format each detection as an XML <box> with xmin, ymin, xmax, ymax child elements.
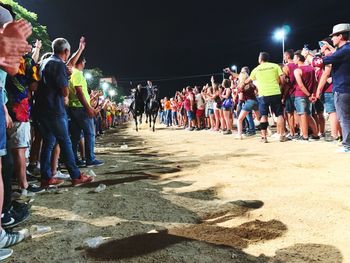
<box><xmin>8</xmin><ymin>121</ymin><xmax>349</xmax><ymax>263</ymax></box>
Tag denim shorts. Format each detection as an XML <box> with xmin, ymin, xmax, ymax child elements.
<box><xmin>0</xmin><ymin>87</ymin><xmax>6</xmax><ymax>156</ymax></box>
<box><xmin>294</xmin><ymin>97</ymin><xmax>311</xmax><ymax>115</ymax></box>
<box><xmin>242</xmin><ymin>99</ymin><xmax>258</xmax><ymax>112</ymax></box>
<box><xmin>285</xmin><ymin>96</ymin><xmax>295</xmax><ymax>113</ymax></box>
<box><xmin>187</xmin><ymin>110</ymin><xmax>195</xmax><ymax>121</ymax></box>
<box><xmin>257</xmin><ymin>94</ymin><xmax>283</xmax><ymax>117</ymax></box>
<box><xmin>322</xmin><ymin>92</ymin><xmax>336</xmax><ymax>113</ymax></box>
<box><xmin>7</xmin><ymin>121</ymin><xmax>31</xmax><ymax>149</ymax></box>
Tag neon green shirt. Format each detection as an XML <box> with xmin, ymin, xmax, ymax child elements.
<box><xmin>250</xmin><ymin>62</ymin><xmax>283</xmax><ymax>96</ymax></box>
<box><xmin>68</xmin><ymin>68</ymin><xmax>90</xmax><ymax>107</ymax></box>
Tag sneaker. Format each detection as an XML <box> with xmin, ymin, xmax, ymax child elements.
<box><xmin>53</xmin><ymin>170</ymin><xmax>70</xmax><ymax>180</ymax></box>
<box><xmin>1</xmin><ymin>212</ymin><xmax>15</xmax><ymax>228</ymax></box>
<box><xmin>41</xmin><ymin>178</ymin><xmax>65</xmax><ymax>188</ymax></box>
<box><xmin>26</xmin><ymin>164</ymin><xmax>40</xmax><ymax>176</ymax></box>
<box><xmin>279</xmin><ymin>135</ymin><xmax>290</xmax><ymax>142</ymax></box>
<box><xmin>72</xmin><ymin>173</ymin><xmax>94</xmax><ymax>187</ymax></box>
<box><xmin>260</xmin><ymin>137</ymin><xmax>268</xmax><ymax>143</ymax></box>
<box><xmin>0</xmin><ymin>229</ymin><xmax>25</xmax><ymax>248</ymax></box>
<box><xmin>2</xmin><ymin>205</ymin><xmax>30</xmax><ymax>230</ymax></box>
<box><xmin>76</xmin><ymin>159</ymin><xmax>86</xmax><ymax>168</ymax></box>
<box><xmin>336</xmin><ymin>147</ymin><xmax>350</xmax><ymax>153</ymax></box>
<box><xmin>0</xmin><ymin>248</ymin><xmax>13</xmax><ymax>260</ymax></box>
<box><xmin>26</xmin><ymin>184</ymin><xmax>45</xmax><ymax>194</ymax></box>
<box><xmin>309</xmin><ymin>135</ymin><xmax>320</xmax><ymax>141</ymax></box>
<box><xmin>297</xmin><ymin>136</ymin><xmax>309</xmax><ymax>142</ymax></box>
<box><xmin>223</xmin><ymin>130</ymin><xmax>232</xmax><ymax>135</ymax></box>
<box><xmin>86</xmin><ymin>159</ymin><xmax>104</xmax><ymax>168</ymax></box>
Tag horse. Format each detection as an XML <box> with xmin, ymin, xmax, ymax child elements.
<box><xmin>129</xmin><ymin>87</ymin><xmax>147</xmax><ymax>131</ymax></box>
<box><xmin>145</xmin><ymin>88</ymin><xmax>160</xmax><ymax>132</ymax></box>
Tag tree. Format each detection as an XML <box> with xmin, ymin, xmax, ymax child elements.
<box><xmin>2</xmin><ymin>0</ymin><xmax>51</xmax><ymax>52</ymax></box>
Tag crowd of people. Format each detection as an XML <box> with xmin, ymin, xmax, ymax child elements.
<box><xmin>157</xmin><ymin>24</ymin><xmax>350</xmax><ymax>153</ymax></box>
<box><xmin>0</xmin><ymin>4</ymin><xmax>129</xmax><ymax>260</ymax></box>
<box><xmin>1</xmin><ymin>1</ymin><xmax>350</xmax><ymax>260</ymax></box>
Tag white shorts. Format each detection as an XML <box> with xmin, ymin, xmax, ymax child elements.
<box><xmin>7</xmin><ymin>122</ymin><xmax>31</xmax><ymax>149</ymax></box>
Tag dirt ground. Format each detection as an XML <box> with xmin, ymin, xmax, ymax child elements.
<box><xmin>8</xmin><ymin>121</ymin><xmax>349</xmax><ymax>263</ymax></box>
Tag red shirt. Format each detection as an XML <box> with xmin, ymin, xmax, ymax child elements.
<box><xmin>295</xmin><ymin>65</ymin><xmax>316</xmax><ymax>97</ymax></box>
<box><xmin>286</xmin><ymin>62</ymin><xmax>298</xmax><ymax>96</ymax></box>
<box><xmin>315</xmin><ymin>67</ymin><xmax>333</xmax><ymax>93</ymax></box>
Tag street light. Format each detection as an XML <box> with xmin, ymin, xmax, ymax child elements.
<box><xmin>108</xmin><ymin>89</ymin><xmax>116</xmax><ymax>97</ymax></box>
<box><xmin>102</xmin><ymin>82</ymin><xmax>109</xmax><ymax>91</ymax></box>
<box><xmin>231</xmin><ymin>65</ymin><xmax>238</xmax><ymax>73</ymax></box>
<box><xmin>273</xmin><ymin>25</ymin><xmax>290</xmax><ymax>62</ymax></box>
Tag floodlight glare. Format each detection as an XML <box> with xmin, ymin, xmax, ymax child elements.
<box><xmin>84</xmin><ymin>72</ymin><xmax>93</xmax><ymax>80</ymax></box>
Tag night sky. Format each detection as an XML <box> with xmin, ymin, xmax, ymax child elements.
<box><xmin>16</xmin><ymin>0</ymin><xmax>350</xmax><ymax>97</ymax></box>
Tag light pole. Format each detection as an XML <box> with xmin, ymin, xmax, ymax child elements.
<box><xmin>273</xmin><ymin>26</ymin><xmax>289</xmax><ymax>62</ymax></box>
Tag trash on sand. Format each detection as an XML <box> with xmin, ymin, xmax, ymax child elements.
<box><xmin>120</xmin><ymin>144</ymin><xmax>128</xmax><ymax>150</ymax></box>
<box><xmin>147</xmin><ymin>229</ymin><xmax>159</xmax><ymax>234</ymax></box>
<box><xmin>83</xmin><ymin>236</ymin><xmax>107</xmax><ymax>249</ymax></box>
<box><xmin>47</xmin><ymin>187</ymin><xmax>68</xmax><ymax>194</ymax></box>
<box><xmin>109</xmin><ymin>164</ymin><xmax>119</xmax><ymax>168</ymax></box>
<box><xmin>113</xmin><ymin>194</ymin><xmax>121</xmax><ymax>197</ymax></box>
<box><xmin>30</xmin><ymin>225</ymin><xmax>52</xmax><ymax>236</ymax></box>
<box><xmin>94</xmin><ymin>184</ymin><xmax>106</xmax><ymax>193</ymax></box>
<box><xmin>87</xmin><ymin>170</ymin><xmax>97</xmax><ymax>177</ymax></box>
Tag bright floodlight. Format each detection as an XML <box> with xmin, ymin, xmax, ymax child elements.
<box><xmin>84</xmin><ymin>72</ymin><xmax>92</xmax><ymax>80</ymax></box>
<box><xmin>231</xmin><ymin>65</ymin><xmax>238</xmax><ymax>72</ymax></box>
<box><xmin>108</xmin><ymin>89</ymin><xmax>116</xmax><ymax>97</ymax></box>
<box><xmin>274</xmin><ymin>29</ymin><xmax>286</xmax><ymax>41</ymax></box>
<box><xmin>102</xmin><ymin>82</ymin><xmax>109</xmax><ymax>91</ymax></box>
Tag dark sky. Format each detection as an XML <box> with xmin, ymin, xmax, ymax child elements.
<box><xmin>16</xmin><ymin>0</ymin><xmax>350</xmax><ymax>96</ymax></box>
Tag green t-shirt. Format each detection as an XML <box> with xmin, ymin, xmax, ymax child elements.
<box><xmin>68</xmin><ymin>68</ymin><xmax>90</xmax><ymax>108</ymax></box>
<box><xmin>250</xmin><ymin>62</ymin><xmax>283</xmax><ymax>96</ymax></box>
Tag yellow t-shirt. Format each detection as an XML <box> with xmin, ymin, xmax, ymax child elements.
<box><xmin>68</xmin><ymin>68</ymin><xmax>90</xmax><ymax>107</ymax></box>
<box><xmin>250</xmin><ymin>62</ymin><xmax>283</xmax><ymax>96</ymax></box>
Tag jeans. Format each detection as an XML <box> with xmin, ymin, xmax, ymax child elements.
<box><xmin>0</xmin><ymin>87</ymin><xmax>6</xmax><ymax>157</ymax></box>
<box><xmin>171</xmin><ymin>111</ymin><xmax>178</xmax><ymax>126</ymax></box>
<box><xmin>166</xmin><ymin>109</ymin><xmax>172</xmax><ymax>126</ymax></box>
<box><xmin>159</xmin><ymin>111</ymin><xmax>164</xmax><ymax>124</ymax></box>
<box><xmin>38</xmin><ymin>114</ymin><xmax>80</xmax><ymax>179</ymax></box>
<box><xmin>68</xmin><ymin>108</ymin><xmax>96</xmax><ymax>163</ymax></box>
<box><xmin>334</xmin><ymin>92</ymin><xmax>350</xmax><ymax>149</ymax></box>
<box><xmin>246</xmin><ymin>111</ymin><xmax>256</xmax><ymax>133</ymax></box>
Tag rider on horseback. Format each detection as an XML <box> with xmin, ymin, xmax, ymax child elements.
<box><xmin>145</xmin><ymin>80</ymin><xmax>156</xmax><ymax>110</ymax></box>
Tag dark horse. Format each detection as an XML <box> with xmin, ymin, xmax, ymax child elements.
<box><xmin>145</xmin><ymin>88</ymin><xmax>160</xmax><ymax>132</ymax></box>
<box><xmin>129</xmin><ymin>87</ymin><xmax>147</xmax><ymax>131</ymax></box>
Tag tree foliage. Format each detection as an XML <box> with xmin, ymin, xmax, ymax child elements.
<box><xmin>2</xmin><ymin>0</ymin><xmax>51</xmax><ymax>52</ymax></box>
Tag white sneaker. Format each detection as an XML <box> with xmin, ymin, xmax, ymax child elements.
<box><xmin>53</xmin><ymin>170</ymin><xmax>71</xmax><ymax>180</ymax></box>
<box><xmin>336</xmin><ymin>147</ymin><xmax>350</xmax><ymax>153</ymax></box>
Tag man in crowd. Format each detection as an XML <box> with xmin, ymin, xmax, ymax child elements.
<box><xmin>293</xmin><ymin>51</ymin><xmax>319</xmax><ymax>140</ymax></box>
<box><xmin>68</xmin><ymin>53</ymin><xmax>104</xmax><ymax>167</ymax></box>
<box><xmin>248</xmin><ymin>52</ymin><xmax>287</xmax><ymax>143</ymax></box>
<box><xmin>36</xmin><ymin>38</ymin><xmax>94</xmax><ymax>187</ymax></box>
<box><xmin>319</xmin><ymin>23</ymin><xmax>350</xmax><ymax>153</ymax></box>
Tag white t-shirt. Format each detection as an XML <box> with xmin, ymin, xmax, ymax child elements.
<box><xmin>195</xmin><ymin>93</ymin><xmax>205</xmax><ymax>110</ymax></box>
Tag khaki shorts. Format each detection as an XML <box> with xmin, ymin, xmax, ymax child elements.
<box><xmin>7</xmin><ymin>122</ymin><xmax>31</xmax><ymax>149</ymax></box>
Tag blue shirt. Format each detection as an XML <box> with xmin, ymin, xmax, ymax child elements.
<box><xmin>35</xmin><ymin>55</ymin><xmax>69</xmax><ymax>116</ymax></box>
<box><xmin>0</xmin><ymin>69</ymin><xmax>8</xmax><ymax>105</ymax></box>
<box><xmin>323</xmin><ymin>42</ymin><xmax>350</xmax><ymax>94</ymax></box>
